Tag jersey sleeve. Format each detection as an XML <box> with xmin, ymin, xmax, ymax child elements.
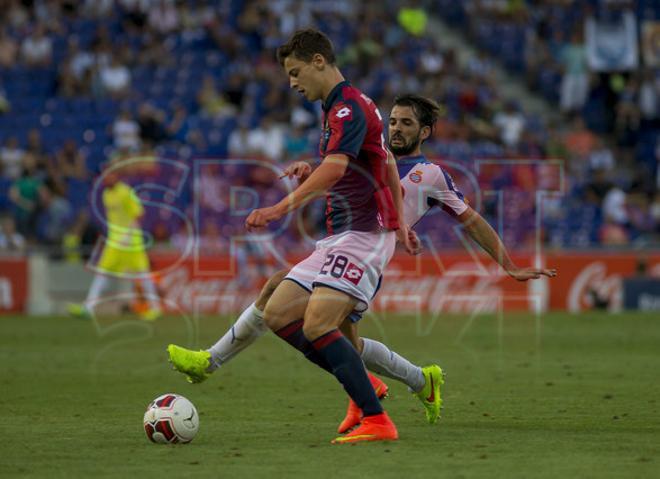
<box><xmin>427</xmin><ymin>167</ymin><xmax>468</xmax><ymax>217</ymax></box>
<box><xmin>324</xmin><ymin>100</ymin><xmax>367</xmax><ymax>159</ymax></box>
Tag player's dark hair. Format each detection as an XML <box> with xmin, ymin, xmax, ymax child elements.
<box><xmin>393</xmin><ymin>94</ymin><xmax>442</xmax><ymax>132</ymax></box>
<box><xmin>276</xmin><ymin>29</ymin><xmax>336</xmax><ymax>66</ymax></box>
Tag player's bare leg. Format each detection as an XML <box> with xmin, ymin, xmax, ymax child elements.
<box><xmin>254</xmin><ymin>270</ymin><xmax>289</xmax><ymax>311</ymax></box>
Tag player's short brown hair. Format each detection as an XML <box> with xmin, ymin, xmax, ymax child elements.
<box><xmin>393</xmin><ymin>94</ymin><xmax>442</xmax><ymax>131</ymax></box>
<box><xmin>276</xmin><ymin>29</ymin><xmax>336</xmax><ymax>66</ymax></box>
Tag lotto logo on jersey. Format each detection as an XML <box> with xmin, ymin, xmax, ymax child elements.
<box><xmin>335</xmin><ymin>106</ymin><xmax>352</xmax><ymax>119</ymax></box>
<box><xmin>343</xmin><ymin>263</ymin><xmax>364</xmax><ymax>285</ymax></box>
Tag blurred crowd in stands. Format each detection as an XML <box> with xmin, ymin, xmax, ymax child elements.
<box><xmin>0</xmin><ymin>0</ymin><xmax>657</xmax><ymax>259</ymax></box>
<box><xmin>438</xmin><ymin>0</ymin><xmax>658</xmax><ymax>247</ymax></box>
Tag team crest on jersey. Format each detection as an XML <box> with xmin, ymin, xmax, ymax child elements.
<box><xmin>409</xmin><ymin>170</ymin><xmax>423</xmax><ymax>183</ymax></box>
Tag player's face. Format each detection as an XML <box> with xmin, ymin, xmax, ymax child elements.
<box><xmin>284</xmin><ymin>55</ymin><xmax>323</xmax><ymax>102</ymax></box>
<box><xmin>103</xmin><ymin>171</ymin><xmax>119</xmax><ymax>187</ymax></box>
<box><xmin>388</xmin><ymin>105</ymin><xmax>424</xmax><ymax>156</ymax></box>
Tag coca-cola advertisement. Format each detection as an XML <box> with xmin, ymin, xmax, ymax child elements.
<box><xmin>149</xmin><ymin>251</ymin><xmax>660</xmax><ymax>314</ymax></box>
<box><xmin>547</xmin><ymin>253</ymin><xmax>660</xmax><ymax>312</ymax></box>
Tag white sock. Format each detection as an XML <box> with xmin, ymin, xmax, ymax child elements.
<box><xmin>207</xmin><ymin>303</ymin><xmax>267</xmax><ymax>370</ymax></box>
<box><xmin>139</xmin><ymin>277</ymin><xmax>161</xmax><ymax>311</ymax></box>
<box><xmin>361</xmin><ymin>338</ymin><xmax>425</xmax><ymax>393</ymax></box>
<box><xmin>85</xmin><ymin>274</ymin><xmax>111</xmax><ymax>310</ymax></box>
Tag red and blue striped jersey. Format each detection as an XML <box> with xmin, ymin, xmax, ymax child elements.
<box><xmin>319</xmin><ymin>80</ymin><xmax>398</xmax><ymax>235</ymax></box>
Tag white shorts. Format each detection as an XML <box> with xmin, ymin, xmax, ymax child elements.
<box><xmin>285</xmin><ymin>230</ymin><xmax>396</xmax><ymax>312</ymax></box>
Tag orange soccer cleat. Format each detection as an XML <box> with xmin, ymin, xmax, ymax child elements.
<box><xmin>332</xmin><ymin>411</ymin><xmax>399</xmax><ymax>444</ymax></box>
<box><xmin>337</xmin><ymin>373</ymin><xmax>389</xmax><ymax>433</ymax></box>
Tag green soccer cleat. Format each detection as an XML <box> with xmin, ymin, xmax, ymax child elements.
<box><xmin>139</xmin><ymin>309</ymin><xmax>162</xmax><ymax>322</ymax></box>
<box><xmin>67</xmin><ymin>302</ymin><xmax>92</xmax><ymax>320</ymax></box>
<box><xmin>414</xmin><ymin>364</ymin><xmax>444</xmax><ymax>424</ymax></box>
<box><xmin>167</xmin><ymin>344</ymin><xmax>212</xmax><ymax>384</ymax></box>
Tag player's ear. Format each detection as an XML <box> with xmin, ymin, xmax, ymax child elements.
<box><xmin>420</xmin><ymin>125</ymin><xmax>431</xmax><ymax>141</ymax></box>
<box><xmin>311</xmin><ymin>53</ymin><xmax>325</xmax><ymax>70</ymax></box>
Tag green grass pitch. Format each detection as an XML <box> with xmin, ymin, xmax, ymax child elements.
<box><xmin>1</xmin><ymin>311</ymin><xmax>659</xmax><ymax>478</ymax></box>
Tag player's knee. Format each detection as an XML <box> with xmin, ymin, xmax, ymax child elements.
<box><xmin>302</xmin><ymin>303</ymin><xmax>334</xmax><ymax>341</ymax></box>
<box><xmin>262</xmin><ymin>301</ymin><xmax>286</xmax><ymax>332</ymax></box>
<box><xmin>301</xmin><ymin>319</ymin><xmax>329</xmax><ymax>342</ymax></box>
<box><xmin>263</xmin><ymin>294</ymin><xmax>300</xmax><ymax>332</ymax></box>
<box><xmin>255</xmin><ymin>269</ymin><xmax>288</xmax><ymax>311</ymax></box>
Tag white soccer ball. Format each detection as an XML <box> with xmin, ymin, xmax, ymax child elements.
<box><xmin>143</xmin><ymin>393</ymin><xmax>199</xmax><ymax>444</ymax></box>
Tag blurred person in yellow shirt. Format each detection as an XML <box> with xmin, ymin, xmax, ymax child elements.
<box><xmin>68</xmin><ymin>168</ymin><xmax>161</xmax><ymax>321</ymax></box>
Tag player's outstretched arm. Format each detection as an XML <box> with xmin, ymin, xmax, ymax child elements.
<box><xmin>458</xmin><ymin>207</ymin><xmax>556</xmax><ymax>281</ymax></box>
<box><xmin>245</xmin><ymin>154</ymin><xmax>348</xmax><ymax>231</ymax></box>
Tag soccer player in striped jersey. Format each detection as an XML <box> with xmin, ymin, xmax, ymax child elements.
<box><xmin>245</xmin><ymin>28</ymin><xmax>412</xmax><ymax>444</ymax></box>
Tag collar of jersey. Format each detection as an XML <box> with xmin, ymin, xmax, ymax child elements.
<box><xmin>396</xmin><ymin>154</ymin><xmax>429</xmax><ymax>177</ymax></box>
<box><xmin>323</xmin><ymin>80</ymin><xmax>351</xmax><ymax>112</ymax></box>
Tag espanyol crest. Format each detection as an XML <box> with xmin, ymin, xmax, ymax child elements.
<box><xmin>409</xmin><ymin>170</ymin><xmax>423</xmax><ymax>183</ymax></box>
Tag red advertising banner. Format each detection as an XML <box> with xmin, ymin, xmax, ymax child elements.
<box><xmin>545</xmin><ymin>252</ymin><xmax>660</xmax><ymax>312</ymax></box>
<box><xmin>0</xmin><ymin>257</ymin><xmax>28</xmax><ymax>314</ymax></box>
<box><xmin>149</xmin><ymin>251</ymin><xmax>660</xmax><ymax>314</ymax></box>
<box><xmin>151</xmin><ymin>251</ymin><xmax>535</xmax><ymax>315</ymax></box>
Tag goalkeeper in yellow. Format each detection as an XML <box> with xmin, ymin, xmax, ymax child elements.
<box><xmin>68</xmin><ymin>168</ymin><xmax>161</xmax><ymax>321</ymax></box>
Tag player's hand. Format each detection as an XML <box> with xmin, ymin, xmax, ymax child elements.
<box><xmin>396</xmin><ymin>225</ymin><xmax>422</xmax><ymax>255</ymax></box>
<box><xmin>245</xmin><ymin>206</ymin><xmax>283</xmax><ymax>232</ymax></box>
<box><xmin>279</xmin><ymin>162</ymin><xmax>312</xmax><ymax>181</ymax></box>
<box><xmin>506</xmin><ymin>267</ymin><xmax>557</xmax><ymax>281</ymax></box>
<box><xmin>407</xmin><ymin>229</ymin><xmax>422</xmax><ymax>254</ymax></box>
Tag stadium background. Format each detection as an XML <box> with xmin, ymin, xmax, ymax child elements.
<box><xmin>0</xmin><ymin>0</ymin><xmax>658</xmax><ymax>316</ymax></box>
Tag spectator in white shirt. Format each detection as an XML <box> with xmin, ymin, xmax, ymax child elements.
<box><xmin>148</xmin><ymin>0</ymin><xmax>180</xmax><ymax>35</ymax></box>
<box><xmin>112</xmin><ymin>110</ymin><xmax>141</xmax><ymax>152</ymax></box>
<box><xmin>588</xmin><ymin>139</ymin><xmax>615</xmax><ymax>172</ymax></box>
<box><xmin>68</xmin><ymin>37</ymin><xmax>94</xmax><ymax>80</ymax></box>
<box><xmin>0</xmin><ymin>137</ymin><xmax>25</xmax><ymax>180</ymax></box>
<box><xmin>0</xmin><ymin>214</ymin><xmax>25</xmax><ymax>252</ymax></box>
<box><xmin>100</xmin><ymin>55</ymin><xmax>131</xmax><ymax>98</ymax></box>
<box><xmin>639</xmin><ymin>69</ymin><xmax>658</xmax><ymax>121</ymax></box>
<box><xmin>494</xmin><ymin>101</ymin><xmax>525</xmax><ymax>149</ymax></box>
<box><xmin>246</xmin><ymin>116</ymin><xmax>285</xmax><ymax>161</ymax></box>
<box><xmin>559</xmin><ymin>30</ymin><xmax>588</xmax><ymax>114</ymax></box>
<box><xmin>603</xmin><ymin>187</ymin><xmax>628</xmax><ymax>225</ymax></box>
<box><xmin>228</xmin><ymin>121</ymin><xmax>252</xmax><ymax>158</ymax></box>
<box><xmin>21</xmin><ymin>24</ymin><xmax>52</xmax><ymax>68</ymax></box>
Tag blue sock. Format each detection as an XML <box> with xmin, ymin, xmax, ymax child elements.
<box><xmin>312</xmin><ymin>329</ymin><xmax>383</xmax><ymax>417</ymax></box>
<box><xmin>274</xmin><ymin>320</ymin><xmax>332</xmax><ymax>373</ymax></box>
